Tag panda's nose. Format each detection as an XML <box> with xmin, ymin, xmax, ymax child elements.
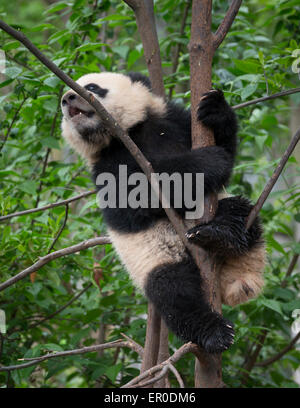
<box><xmin>61</xmin><ymin>92</ymin><xmax>77</xmax><ymax>106</ymax></box>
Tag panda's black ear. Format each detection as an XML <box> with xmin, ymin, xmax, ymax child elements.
<box><xmin>127</xmin><ymin>72</ymin><xmax>152</xmax><ymax>90</ymax></box>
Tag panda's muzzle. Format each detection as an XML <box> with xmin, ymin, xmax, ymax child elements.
<box><xmin>61</xmin><ymin>91</ymin><xmax>95</xmax><ymax>119</ymax></box>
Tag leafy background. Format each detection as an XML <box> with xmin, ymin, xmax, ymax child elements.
<box><xmin>0</xmin><ymin>0</ymin><xmax>299</xmax><ymax>388</ymax></box>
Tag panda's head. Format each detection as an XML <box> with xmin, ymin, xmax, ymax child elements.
<box><xmin>61</xmin><ymin>72</ymin><xmax>166</xmax><ymax>162</ymax></box>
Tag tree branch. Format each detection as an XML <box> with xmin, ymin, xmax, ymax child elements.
<box><xmin>213</xmin><ymin>0</ymin><xmax>243</xmax><ymax>50</ymax></box>
<box><xmin>0</xmin><ymin>237</ymin><xmax>111</xmax><ymax>292</ymax></box>
<box><xmin>123</xmin><ymin>0</ymin><xmax>165</xmax><ymax>98</ymax></box>
<box><xmin>122</xmin><ymin>342</ymin><xmax>198</xmax><ymax>388</ymax></box>
<box><xmin>122</xmin><ymin>0</ymin><xmax>169</xmax><ymax>379</ymax></box>
<box><xmin>0</xmin><ymin>190</ymin><xmax>97</xmax><ymax>222</ymax></box>
<box><xmin>281</xmin><ymin>251</ymin><xmax>299</xmax><ymax>288</ymax></box>
<box><xmin>246</xmin><ymin>127</ymin><xmax>300</xmax><ymax>229</ymax></box>
<box><xmin>0</xmin><ymin>338</ymin><xmax>143</xmax><ymax>372</ymax></box>
<box><xmin>189</xmin><ymin>0</ymin><xmax>225</xmax><ymax>388</ymax></box>
<box><xmin>130</xmin><ymin>365</ymin><xmax>170</xmax><ymax>388</ymax></box>
<box><xmin>233</xmin><ymin>87</ymin><xmax>300</xmax><ymax>110</ymax></box>
<box><xmin>255</xmin><ymin>331</ymin><xmax>300</xmax><ymax>367</ymax></box>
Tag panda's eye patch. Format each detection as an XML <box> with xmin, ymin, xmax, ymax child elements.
<box><xmin>84</xmin><ymin>83</ymin><xmax>108</xmax><ymax>98</ymax></box>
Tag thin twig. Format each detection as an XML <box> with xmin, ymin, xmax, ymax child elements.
<box><xmin>255</xmin><ymin>331</ymin><xmax>300</xmax><ymax>367</ymax></box>
<box><xmin>130</xmin><ymin>365</ymin><xmax>169</xmax><ymax>388</ymax></box>
<box><xmin>246</xmin><ymin>128</ymin><xmax>300</xmax><ymax>229</ymax></box>
<box><xmin>241</xmin><ymin>329</ymin><xmax>268</xmax><ymax>385</ymax></box>
<box><xmin>122</xmin><ymin>342</ymin><xmax>198</xmax><ymax>388</ymax></box>
<box><xmin>47</xmin><ymin>203</ymin><xmax>69</xmax><ymax>253</ymax></box>
<box><xmin>168</xmin><ymin>363</ymin><xmax>185</xmax><ymax>388</ymax></box>
<box><xmin>0</xmin><ymin>97</ymin><xmax>28</xmax><ymax>152</ymax></box>
<box><xmin>27</xmin><ymin>283</ymin><xmax>92</xmax><ymax>331</ymax></box>
<box><xmin>0</xmin><ymin>190</ymin><xmax>97</xmax><ymax>221</ymax></box>
<box><xmin>0</xmin><ymin>339</ymin><xmax>142</xmax><ymax>372</ymax></box>
<box><xmin>33</xmin><ymin>147</ymin><xmax>51</xmax><ymax>213</ymax></box>
<box><xmin>233</xmin><ymin>87</ymin><xmax>300</xmax><ymax>110</ymax></box>
<box><xmin>281</xmin><ymin>251</ymin><xmax>299</xmax><ymax>288</ymax></box>
<box><xmin>120</xmin><ymin>333</ymin><xmax>144</xmax><ymax>358</ymax></box>
<box><xmin>0</xmin><ymin>236</ymin><xmax>111</xmax><ymax>292</ymax></box>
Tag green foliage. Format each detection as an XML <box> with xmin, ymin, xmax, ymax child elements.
<box><xmin>0</xmin><ymin>0</ymin><xmax>299</xmax><ymax>388</ymax></box>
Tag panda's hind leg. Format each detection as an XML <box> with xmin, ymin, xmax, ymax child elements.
<box><xmin>144</xmin><ymin>259</ymin><xmax>235</xmax><ymax>353</ymax></box>
<box><xmin>186</xmin><ymin>196</ymin><xmax>263</xmax><ymax>258</ymax></box>
<box><xmin>221</xmin><ymin>244</ymin><xmax>265</xmax><ymax>306</ymax></box>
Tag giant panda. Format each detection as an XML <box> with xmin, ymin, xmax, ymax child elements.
<box><xmin>61</xmin><ymin>72</ymin><xmax>265</xmax><ymax>353</ymax></box>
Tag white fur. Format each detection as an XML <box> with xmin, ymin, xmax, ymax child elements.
<box><xmin>61</xmin><ymin>72</ymin><xmax>166</xmax><ymax>163</ymax></box>
<box><xmin>108</xmin><ymin>214</ymin><xmax>265</xmax><ymax>305</ymax></box>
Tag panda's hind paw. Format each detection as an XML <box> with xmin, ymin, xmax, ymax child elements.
<box><xmin>198</xmin><ymin>313</ymin><xmax>235</xmax><ymax>354</ymax></box>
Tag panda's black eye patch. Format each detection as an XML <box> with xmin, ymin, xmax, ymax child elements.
<box><xmin>84</xmin><ymin>83</ymin><xmax>108</xmax><ymax>98</ymax></box>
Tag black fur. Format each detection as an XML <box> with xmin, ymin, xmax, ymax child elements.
<box><xmin>197</xmin><ymin>90</ymin><xmax>238</xmax><ymax>157</ymax></box>
<box><xmin>84</xmin><ymin>83</ymin><xmax>108</xmax><ymax>98</ymax></box>
<box><xmin>127</xmin><ymin>72</ymin><xmax>152</xmax><ymax>90</ymax></box>
<box><xmin>145</xmin><ymin>259</ymin><xmax>235</xmax><ymax>353</ymax></box>
<box><xmin>186</xmin><ymin>196</ymin><xmax>263</xmax><ymax>257</ymax></box>
<box><xmin>87</xmin><ymin>74</ymin><xmax>263</xmax><ymax>353</ymax></box>
<box><xmin>92</xmin><ymin>90</ymin><xmax>236</xmax><ymax>231</ymax></box>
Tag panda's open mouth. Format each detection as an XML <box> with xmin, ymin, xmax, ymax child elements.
<box><xmin>68</xmin><ymin>106</ymin><xmax>94</xmax><ymax>119</ymax></box>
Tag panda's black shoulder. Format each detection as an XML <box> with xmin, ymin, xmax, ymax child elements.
<box><xmin>126</xmin><ymin>72</ymin><xmax>152</xmax><ymax>90</ymax></box>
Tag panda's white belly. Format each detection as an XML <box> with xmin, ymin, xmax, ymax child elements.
<box><xmin>108</xmin><ymin>220</ymin><xmax>188</xmax><ymax>290</ymax></box>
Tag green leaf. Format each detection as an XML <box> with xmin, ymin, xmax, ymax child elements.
<box><xmin>46</xmin><ymin>2</ymin><xmax>69</xmax><ymax>14</ymax></box>
<box><xmin>18</xmin><ymin>181</ymin><xmax>37</xmax><ymax>195</ymax></box>
<box><xmin>76</xmin><ymin>43</ymin><xmax>108</xmax><ymax>52</ymax></box>
<box><xmin>43</xmin><ymin>344</ymin><xmax>64</xmax><ymax>352</ymax></box>
<box><xmin>5</xmin><ymin>67</ymin><xmax>22</xmax><ymax>79</ymax></box>
<box><xmin>113</xmin><ymin>45</ymin><xmax>130</xmax><ymax>59</ymax></box>
<box><xmin>240</xmin><ymin>83</ymin><xmax>258</xmax><ymax>100</ymax></box>
<box><xmin>105</xmin><ymin>364</ymin><xmax>122</xmax><ymax>382</ymax></box>
<box><xmin>44</xmin><ymin>76</ymin><xmax>60</xmax><ymax>88</ymax></box>
<box><xmin>267</xmin><ymin>236</ymin><xmax>286</xmax><ymax>255</ymax></box>
<box><xmin>260</xmin><ymin>299</ymin><xmax>283</xmax><ymax>316</ymax></box>
<box><xmin>96</xmin><ymin>15</ymin><xmax>130</xmax><ymax>22</ymax></box>
<box><xmin>233</xmin><ymin>59</ymin><xmax>261</xmax><ymax>74</ymax></box>
<box><xmin>41</xmin><ymin>137</ymin><xmax>60</xmax><ymax>149</ymax></box>
<box><xmin>2</xmin><ymin>41</ymin><xmax>20</xmax><ymax>51</ymax></box>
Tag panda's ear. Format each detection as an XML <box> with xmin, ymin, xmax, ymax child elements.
<box><xmin>127</xmin><ymin>72</ymin><xmax>152</xmax><ymax>90</ymax></box>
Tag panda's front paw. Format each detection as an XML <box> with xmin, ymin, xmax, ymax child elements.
<box><xmin>199</xmin><ymin>313</ymin><xmax>235</xmax><ymax>354</ymax></box>
<box><xmin>186</xmin><ymin>222</ymin><xmax>221</xmax><ymax>247</ymax></box>
<box><xmin>197</xmin><ymin>89</ymin><xmax>230</xmax><ymax>130</ymax></box>
<box><xmin>186</xmin><ymin>222</ymin><xmax>249</xmax><ymax>258</ymax></box>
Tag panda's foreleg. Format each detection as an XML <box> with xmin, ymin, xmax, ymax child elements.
<box><xmin>144</xmin><ymin>259</ymin><xmax>235</xmax><ymax>353</ymax></box>
<box><xmin>186</xmin><ymin>196</ymin><xmax>263</xmax><ymax>258</ymax></box>
<box><xmin>197</xmin><ymin>89</ymin><xmax>238</xmax><ymax>157</ymax></box>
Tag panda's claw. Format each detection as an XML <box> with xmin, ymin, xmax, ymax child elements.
<box><xmin>194</xmin><ymin>312</ymin><xmax>235</xmax><ymax>354</ymax></box>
